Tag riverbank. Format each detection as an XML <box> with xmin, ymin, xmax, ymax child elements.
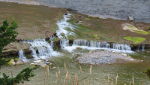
<box><xmin>0</xmin><ymin>0</ymin><xmax>150</xmax><ymax>23</ymax></box>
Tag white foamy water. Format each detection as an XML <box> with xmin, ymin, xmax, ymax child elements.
<box><xmin>18</xmin><ymin>49</ymin><xmax>28</xmax><ymax>62</ymax></box>
<box><xmin>56</xmin><ymin>13</ymin><xmax>75</xmax><ymax>39</ymax></box>
<box><xmin>60</xmin><ymin>39</ymin><xmax>134</xmax><ymax>53</ymax></box>
<box><xmin>26</xmin><ymin>39</ymin><xmax>61</xmax><ymax>60</ymax></box>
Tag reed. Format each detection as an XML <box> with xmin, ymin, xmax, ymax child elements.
<box><xmin>64</xmin><ymin>71</ymin><xmax>71</xmax><ymax>85</ymax></box>
<box><xmin>132</xmin><ymin>75</ymin><xmax>135</xmax><ymax>85</ymax></box>
<box><xmin>107</xmin><ymin>74</ymin><xmax>110</xmax><ymax>83</ymax></box>
<box><xmin>74</xmin><ymin>74</ymin><xmax>79</xmax><ymax>85</ymax></box>
<box><xmin>64</xmin><ymin>63</ymin><xmax>67</xmax><ymax>71</ymax></box>
<box><xmin>90</xmin><ymin>65</ymin><xmax>93</xmax><ymax>74</ymax></box>
<box><xmin>79</xmin><ymin>65</ymin><xmax>83</xmax><ymax>72</ymax></box>
<box><xmin>115</xmin><ymin>73</ymin><xmax>118</xmax><ymax>85</ymax></box>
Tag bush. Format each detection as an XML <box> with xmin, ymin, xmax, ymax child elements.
<box><xmin>0</xmin><ymin>67</ymin><xmax>37</xmax><ymax>85</ymax></box>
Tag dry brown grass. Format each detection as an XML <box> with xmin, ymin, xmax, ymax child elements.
<box><xmin>0</xmin><ymin>2</ymin><xmax>66</xmax><ymax>40</ymax></box>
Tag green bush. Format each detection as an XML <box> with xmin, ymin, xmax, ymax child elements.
<box><xmin>0</xmin><ymin>67</ymin><xmax>37</xmax><ymax>85</ymax></box>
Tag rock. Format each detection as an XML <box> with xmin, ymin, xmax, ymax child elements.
<box><xmin>16</xmin><ymin>60</ymin><xmax>25</xmax><ymax>65</ymax></box>
<box><xmin>30</xmin><ymin>60</ymin><xmax>53</xmax><ymax>68</ymax></box>
<box><xmin>1</xmin><ymin>42</ymin><xmax>31</xmax><ymax>57</ymax></box>
<box><xmin>128</xmin><ymin>16</ymin><xmax>134</xmax><ymax>21</ymax></box>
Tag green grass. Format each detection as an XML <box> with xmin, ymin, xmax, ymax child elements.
<box><xmin>67</xmin><ymin>19</ymin><xmax>103</xmax><ymax>41</ymax></box>
<box><xmin>50</xmin><ymin>56</ymin><xmax>74</xmax><ymax>67</ymax></box>
<box><xmin>134</xmin><ymin>30</ymin><xmax>149</xmax><ymax>35</ymax></box>
<box><xmin>130</xmin><ymin>51</ymin><xmax>150</xmax><ymax>60</ymax></box>
<box><xmin>124</xmin><ymin>36</ymin><xmax>146</xmax><ymax>44</ymax></box>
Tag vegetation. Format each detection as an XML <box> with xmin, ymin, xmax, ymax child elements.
<box><xmin>0</xmin><ymin>20</ymin><xmax>18</xmax><ymax>55</ymax></box>
<box><xmin>134</xmin><ymin>30</ymin><xmax>149</xmax><ymax>35</ymax></box>
<box><xmin>123</xmin><ymin>36</ymin><xmax>145</xmax><ymax>44</ymax></box>
<box><xmin>0</xmin><ymin>67</ymin><xmax>37</xmax><ymax>85</ymax></box>
<box><xmin>0</xmin><ymin>58</ymin><xmax>10</xmax><ymax>68</ymax></box>
<box><xmin>144</xmin><ymin>68</ymin><xmax>150</xmax><ymax>78</ymax></box>
<box><xmin>68</xmin><ymin>19</ymin><xmax>103</xmax><ymax>40</ymax></box>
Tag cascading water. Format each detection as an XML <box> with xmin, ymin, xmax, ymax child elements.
<box><xmin>73</xmin><ymin>39</ymin><xmax>111</xmax><ymax>48</ymax></box>
<box><xmin>60</xmin><ymin>39</ymin><xmax>70</xmax><ymax>49</ymax></box>
<box><xmin>60</xmin><ymin>39</ymin><xmax>134</xmax><ymax>53</ymax></box>
<box><xmin>142</xmin><ymin>44</ymin><xmax>145</xmax><ymax>51</ymax></box>
<box><xmin>112</xmin><ymin>44</ymin><xmax>132</xmax><ymax>53</ymax></box>
<box><xmin>26</xmin><ymin>39</ymin><xmax>61</xmax><ymax>60</ymax></box>
<box><xmin>55</xmin><ymin>14</ymin><xmax>134</xmax><ymax>53</ymax></box>
<box><xmin>56</xmin><ymin>13</ymin><xmax>75</xmax><ymax>39</ymax></box>
<box><xmin>18</xmin><ymin>49</ymin><xmax>28</xmax><ymax>62</ymax></box>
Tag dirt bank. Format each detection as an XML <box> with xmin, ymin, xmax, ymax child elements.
<box><xmin>0</xmin><ymin>2</ymin><xmax>66</xmax><ymax>40</ymax></box>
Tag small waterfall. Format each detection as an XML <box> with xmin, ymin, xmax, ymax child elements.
<box><xmin>142</xmin><ymin>44</ymin><xmax>145</xmax><ymax>51</ymax></box>
<box><xmin>73</xmin><ymin>39</ymin><xmax>110</xmax><ymax>48</ymax></box>
<box><xmin>137</xmin><ymin>44</ymin><xmax>145</xmax><ymax>52</ymax></box>
<box><xmin>30</xmin><ymin>47</ymin><xmax>40</xmax><ymax>60</ymax></box>
<box><xmin>18</xmin><ymin>50</ymin><xmax>28</xmax><ymax>62</ymax></box>
<box><xmin>60</xmin><ymin>39</ymin><xmax>134</xmax><ymax>53</ymax></box>
<box><xmin>112</xmin><ymin>44</ymin><xmax>132</xmax><ymax>53</ymax></box>
<box><xmin>60</xmin><ymin>39</ymin><xmax>70</xmax><ymax>49</ymax></box>
<box><xmin>26</xmin><ymin>39</ymin><xmax>61</xmax><ymax>60</ymax></box>
<box><xmin>56</xmin><ymin>13</ymin><xmax>75</xmax><ymax>39</ymax></box>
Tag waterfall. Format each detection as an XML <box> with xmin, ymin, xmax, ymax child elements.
<box><xmin>55</xmin><ymin>14</ymin><xmax>133</xmax><ymax>53</ymax></box>
<box><xmin>60</xmin><ymin>39</ymin><xmax>70</xmax><ymax>49</ymax></box>
<box><xmin>56</xmin><ymin>13</ymin><xmax>75</xmax><ymax>39</ymax></box>
<box><xmin>60</xmin><ymin>39</ymin><xmax>134</xmax><ymax>53</ymax></box>
<box><xmin>142</xmin><ymin>44</ymin><xmax>145</xmax><ymax>51</ymax></box>
<box><xmin>26</xmin><ymin>39</ymin><xmax>61</xmax><ymax>60</ymax></box>
<box><xmin>18</xmin><ymin>50</ymin><xmax>28</xmax><ymax>62</ymax></box>
<box><xmin>30</xmin><ymin>47</ymin><xmax>40</xmax><ymax>60</ymax></box>
<box><xmin>73</xmin><ymin>39</ymin><xmax>110</xmax><ymax>48</ymax></box>
<box><xmin>112</xmin><ymin>44</ymin><xmax>132</xmax><ymax>53</ymax></box>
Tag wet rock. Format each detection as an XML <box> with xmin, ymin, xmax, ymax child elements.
<box><xmin>1</xmin><ymin>42</ymin><xmax>31</xmax><ymax>57</ymax></box>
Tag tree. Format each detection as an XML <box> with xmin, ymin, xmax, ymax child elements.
<box><xmin>0</xmin><ymin>20</ymin><xmax>18</xmax><ymax>55</ymax></box>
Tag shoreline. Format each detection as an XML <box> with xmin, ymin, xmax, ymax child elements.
<box><xmin>0</xmin><ymin>1</ymin><xmax>150</xmax><ymax>23</ymax></box>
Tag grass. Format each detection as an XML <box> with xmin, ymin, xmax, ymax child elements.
<box><xmin>68</xmin><ymin>13</ymin><xmax>150</xmax><ymax>44</ymax></box>
<box><xmin>1</xmin><ymin>55</ymin><xmax>150</xmax><ymax>85</ymax></box>
<box><xmin>130</xmin><ymin>51</ymin><xmax>150</xmax><ymax>60</ymax></box>
<box><xmin>134</xmin><ymin>30</ymin><xmax>149</xmax><ymax>35</ymax></box>
<box><xmin>0</xmin><ymin>2</ymin><xmax>66</xmax><ymax>40</ymax></box>
<box><xmin>67</xmin><ymin>19</ymin><xmax>104</xmax><ymax>41</ymax></box>
<box><xmin>123</xmin><ymin>36</ymin><xmax>146</xmax><ymax>44</ymax></box>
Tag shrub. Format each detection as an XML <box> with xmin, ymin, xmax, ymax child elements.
<box><xmin>0</xmin><ymin>67</ymin><xmax>37</xmax><ymax>85</ymax></box>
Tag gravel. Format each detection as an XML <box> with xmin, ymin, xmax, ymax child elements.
<box><xmin>77</xmin><ymin>51</ymin><xmax>141</xmax><ymax>64</ymax></box>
